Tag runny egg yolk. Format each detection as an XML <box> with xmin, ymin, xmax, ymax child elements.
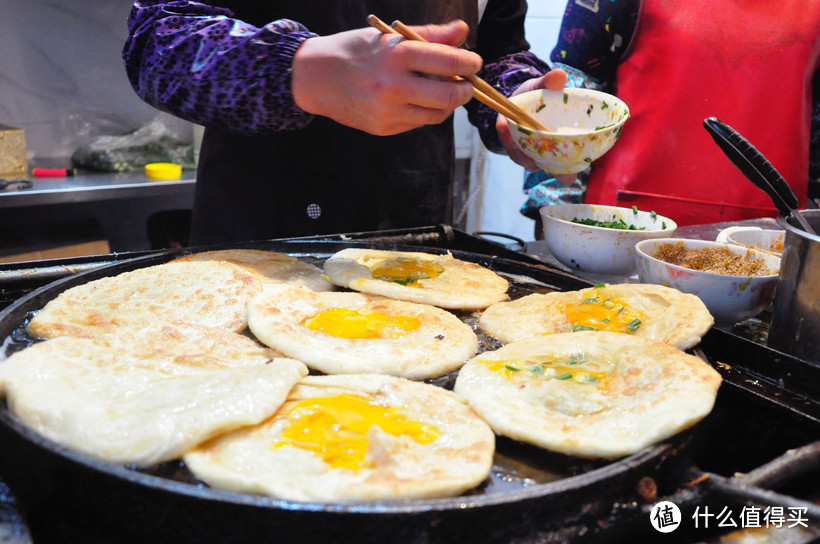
<box><xmin>481</xmin><ymin>354</ymin><xmax>609</xmax><ymax>386</ymax></box>
<box><xmin>304</xmin><ymin>308</ymin><xmax>420</xmax><ymax>339</ymax></box>
<box><xmin>271</xmin><ymin>393</ymin><xmax>440</xmax><ymax>470</ymax></box>
<box><xmin>370</xmin><ymin>257</ymin><xmax>444</xmax><ymax>287</ymax></box>
<box><xmin>560</xmin><ymin>288</ymin><xmax>644</xmax><ymax>334</ymax></box>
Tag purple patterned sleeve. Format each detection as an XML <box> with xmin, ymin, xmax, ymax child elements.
<box><xmin>468</xmin><ymin>51</ymin><xmax>551</xmax><ymax>153</ymax></box>
<box><xmin>123</xmin><ymin>1</ymin><xmax>318</xmax><ymax>134</ymax></box>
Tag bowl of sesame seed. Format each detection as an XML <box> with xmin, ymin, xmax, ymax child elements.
<box><xmin>634</xmin><ymin>238</ymin><xmax>781</xmax><ymax>324</ymax></box>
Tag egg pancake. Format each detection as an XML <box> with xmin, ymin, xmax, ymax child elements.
<box><xmin>479</xmin><ymin>283</ymin><xmax>713</xmax><ymax>350</ymax></box>
<box><xmin>171</xmin><ymin>249</ymin><xmax>334</xmax><ymax>292</ymax></box>
<box><xmin>0</xmin><ymin>324</ymin><xmax>308</xmax><ymax>466</ymax></box>
<box><xmin>183</xmin><ymin>373</ymin><xmax>495</xmax><ymax>502</ymax></box>
<box><xmin>322</xmin><ymin>248</ymin><xmax>509</xmax><ymax>310</ymax></box>
<box><xmin>27</xmin><ymin>260</ymin><xmax>262</xmax><ymax>339</ymax></box>
<box><xmin>454</xmin><ymin>331</ymin><xmax>721</xmax><ymax>458</ymax></box>
<box><xmin>247</xmin><ymin>285</ymin><xmax>478</xmax><ymax>379</ymax></box>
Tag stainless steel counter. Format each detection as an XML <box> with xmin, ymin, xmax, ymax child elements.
<box><xmin>0</xmin><ymin>169</ymin><xmax>195</xmax><ymax>208</ymax></box>
<box><xmin>0</xmin><ymin>169</ymin><xmax>196</xmax><ymax>253</ymax></box>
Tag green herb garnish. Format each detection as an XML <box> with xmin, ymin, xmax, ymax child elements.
<box><xmin>505</xmin><ymin>364</ymin><xmax>521</xmax><ymax>372</ymax></box>
<box><xmin>626</xmin><ymin>318</ymin><xmax>642</xmax><ymax>332</ymax></box>
<box><xmin>536</xmin><ymin>103</ymin><xmax>546</xmax><ymax>113</ymax></box>
<box><xmin>570</xmin><ymin>216</ymin><xmax>645</xmax><ymax>230</ymax></box>
<box><xmin>563</xmin><ymin>93</ymin><xmax>569</xmax><ymax>104</ymax></box>
<box><xmin>575</xmin><ymin>374</ymin><xmax>599</xmax><ymax>384</ymax></box>
<box><xmin>554</xmin><ymin>373</ymin><xmax>573</xmax><ymax>380</ymax></box>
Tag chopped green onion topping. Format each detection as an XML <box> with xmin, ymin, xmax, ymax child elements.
<box><xmin>554</xmin><ymin>373</ymin><xmax>573</xmax><ymax>380</ymax></box>
<box><xmin>575</xmin><ymin>374</ymin><xmax>599</xmax><ymax>384</ymax></box>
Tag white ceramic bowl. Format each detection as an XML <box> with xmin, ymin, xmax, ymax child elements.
<box><xmin>634</xmin><ymin>238</ymin><xmax>781</xmax><ymax>324</ymax></box>
<box><xmin>540</xmin><ymin>204</ymin><xmax>676</xmax><ymax>278</ymax></box>
<box><xmin>726</xmin><ymin>229</ymin><xmax>785</xmax><ymax>256</ymax></box>
<box><xmin>506</xmin><ymin>88</ymin><xmax>630</xmax><ymax>174</ymax></box>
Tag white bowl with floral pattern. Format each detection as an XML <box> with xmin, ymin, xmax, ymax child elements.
<box><xmin>506</xmin><ymin>88</ymin><xmax>630</xmax><ymax>175</ymax></box>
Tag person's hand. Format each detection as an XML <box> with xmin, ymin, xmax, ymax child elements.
<box><xmin>495</xmin><ymin>69</ymin><xmax>577</xmax><ymax>185</ymax></box>
<box><xmin>292</xmin><ymin>20</ymin><xmax>482</xmax><ymax>135</ymax></box>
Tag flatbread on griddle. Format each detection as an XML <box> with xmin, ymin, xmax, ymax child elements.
<box><xmin>454</xmin><ymin>331</ymin><xmax>721</xmax><ymax>458</ymax></box>
<box><xmin>184</xmin><ymin>373</ymin><xmax>495</xmax><ymax>502</ymax></box>
<box><xmin>322</xmin><ymin>249</ymin><xmax>509</xmax><ymax>310</ymax></box>
<box><xmin>479</xmin><ymin>283</ymin><xmax>713</xmax><ymax>350</ymax></box>
<box><xmin>171</xmin><ymin>249</ymin><xmax>334</xmax><ymax>292</ymax></box>
<box><xmin>0</xmin><ymin>324</ymin><xmax>307</xmax><ymax>466</ymax></box>
<box><xmin>27</xmin><ymin>260</ymin><xmax>262</xmax><ymax>339</ymax></box>
<box><xmin>247</xmin><ymin>285</ymin><xmax>478</xmax><ymax>379</ymax></box>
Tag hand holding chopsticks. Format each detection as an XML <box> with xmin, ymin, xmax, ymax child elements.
<box><xmin>367</xmin><ymin>15</ymin><xmax>549</xmax><ymax>132</ymax></box>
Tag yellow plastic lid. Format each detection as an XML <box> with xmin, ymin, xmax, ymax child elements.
<box><xmin>145</xmin><ymin>162</ymin><xmax>182</xmax><ymax>180</ymax></box>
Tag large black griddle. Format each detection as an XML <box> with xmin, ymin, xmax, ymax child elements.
<box><xmin>0</xmin><ymin>227</ymin><xmax>818</xmax><ymax>543</ymax></box>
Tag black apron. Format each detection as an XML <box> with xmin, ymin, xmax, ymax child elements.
<box><xmin>191</xmin><ymin>0</ymin><xmax>478</xmax><ymax>244</ymax></box>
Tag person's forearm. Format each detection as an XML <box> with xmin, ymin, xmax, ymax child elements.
<box><xmin>123</xmin><ymin>1</ymin><xmax>317</xmax><ymax>134</ymax></box>
<box><xmin>466</xmin><ymin>51</ymin><xmax>550</xmax><ymax>153</ymax></box>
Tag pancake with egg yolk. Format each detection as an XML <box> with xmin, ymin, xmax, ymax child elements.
<box><xmin>247</xmin><ymin>285</ymin><xmax>479</xmax><ymax>379</ymax></box>
<box><xmin>322</xmin><ymin>248</ymin><xmax>509</xmax><ymax>310</ymax></box>
<box><xmin>454</xmin><ymin>331</ymin><xmax>721</xmax><ymax>458</ymax></box>
<box><xmin>183</xmin><ymin>373</ymin><xmax>495</xmax><ymax>502</ymax></box>
<box><xmin>478</xmin><ymin>283</ymin><xmax>713</xmax><ymax>350</ymax></box>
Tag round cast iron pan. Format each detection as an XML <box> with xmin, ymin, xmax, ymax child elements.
<box><xmin>0</xmin><ymin>240</ymin><xmax>686</xmax><ymax>543</ymax></box>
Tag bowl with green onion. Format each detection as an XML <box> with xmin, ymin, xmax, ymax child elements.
<box><xmin>539</xmin><ymin>203</ymin><xmax>677</xmax><ymax>279</ymax></box>
<box><xmin>506</xmin><ymin>88</ymin><xmax>630</xmax><ymax>175</ymax></box>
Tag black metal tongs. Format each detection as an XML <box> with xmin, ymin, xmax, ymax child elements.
<box><xmin>703</xmin><ymin>116</ymin><xmax>816</xmax><ymax>235</ymax></box>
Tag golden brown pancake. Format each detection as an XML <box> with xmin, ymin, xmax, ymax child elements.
<box><xmin>27</xmin><ymin>260</ymin><xmax>262</xmax><ymax>339</ymax></box>
<box><xmin>454</xmin><ymin>331</ymin><xmax>721</xmax><ymax>458</ymax></box>
<box><xmin>479</xmin><ymin>283</ymin><xmax>713</xmax><ymax>350</ymax></box>
<box><xmin>0</xmin><ymin>324</ymin><xmax>307</xmax><ymax>466</ymax></box>
<box><xmin>247</xmin><ymin>285</ymin><xmax>478</xmax><ymax>379</ymax></box>
<box><xmin>171</xmin><ymin>249</ymin><xmax>334</xmax><ymax>292</ymax></box>
<box><xmin>323</xmin><ymin>248</ymin><xmax>509</xmax><ymax>310</ymax></box>
<box><xmin>184</xmin><ymin>373</ymin><xmax>495</xmax><ymax>501</ymax></box>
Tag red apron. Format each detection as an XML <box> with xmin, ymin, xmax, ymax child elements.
<box><xmin>584</xmin><ymin>0</ymin><xmax>820</xmax><ymax>226</ymax></box>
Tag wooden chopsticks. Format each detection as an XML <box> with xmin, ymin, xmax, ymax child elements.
<box><xmin>367</xmin><ymin>15</ymin><xmax>549</xmax><ymax>132</ymax></box>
